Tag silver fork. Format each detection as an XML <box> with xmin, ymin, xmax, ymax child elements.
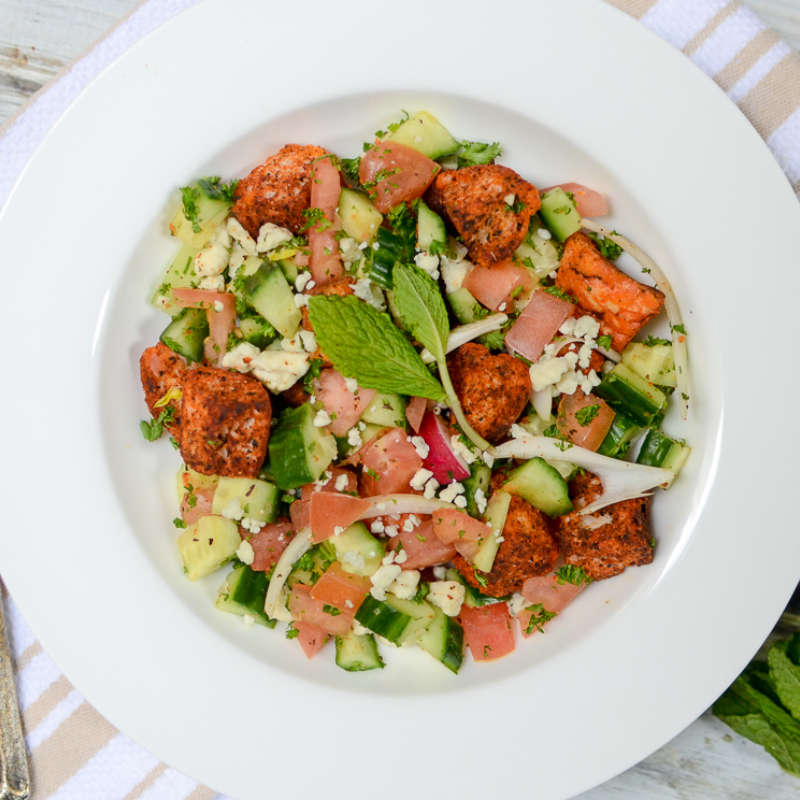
<box><xmin>0</xmin><ymin>594</ymin><xmax>30</xmax><ymax>800</ymax></box>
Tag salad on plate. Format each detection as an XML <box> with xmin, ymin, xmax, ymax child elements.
<box><xmin>138</xmin><ymin>111</ymin><xmax>691</xmax><ymax>674</ymax></box>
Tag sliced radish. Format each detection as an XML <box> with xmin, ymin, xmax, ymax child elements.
<box><xmin>419</xmin><ymin>411</ymin><xmax>470</xmax><ymax>484</ymax></box>
<box><xmin>505</xmin><ymin>289</ymin><xmax>573</xmax><ymax>363</ymax></box>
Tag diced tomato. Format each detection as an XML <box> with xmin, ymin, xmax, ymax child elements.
<box><xmin>463</xmin><ymin>261</ymin><xmax>533</xmax><ymax>311</ymax></box>
<box><xmin>308</xmin><ymin>155</ymin><xmax>343</xmax><ymax>285</ymax></box>
<box><xmin>405</xmin><ymin>396</ymin><xmax>428</xmax><ymax>433</ymax></box>
<box><xmin>459</xmin><ymin>603</ymin><xmax>515</xmax><ymax>661</ymax></box>
<box><xmin>288</xmin><ymin>583</ymin><xmax>353</xmax><ymax>636</ymax></box>
<box><xmin>315</xmin><ymin>369</ymin><xmax>376</xmax><ymax>437</ymax></box>
<box><xmin>310</xmin><ymin>563</ymin><xmax>371</xmax><ymax>612</ymax></box>
<box><xmin>309</xmin><ymin>491</ymin><xmax>371</xmax><ymax>542</ymax></box>
<box><xmin>431</xmin><ymin>508</ymin><xmax>492</xmax><ymax>561</ymax></box>
<box><xmin>289</xmin><ymin>498</ymin><xmax>310</xmax><ymax>531</ymax></box>
<box><xmin>294</xmin><ymin>621</ymin><xmax>330</xmax><ymax>659</ymax></box>
<box><xmin>418</xmin><ymin>411</ymin><xmax>470</xmax><ymax>484</ymax></box>
<box><xmin>359</xmin><ymin>428</ymin><xmax>422</xmax><ymax>495</ymax></box>
<box><xmin>300</xmin><ymin>467</ymin><xmax>358</xmax><ymax>501</ymax></box>
<box><xmin>171</xmin><ymin>289</ymin><xmax>236</xmax><ymax>366</ymax></box>
<box><xmin>521</xmin><ymin>573</ymin><xmax>583</xmax><ymax>615</ymax></box>
<box><xmin>392</xmin><ymin>520</ymin><xmax>456</xmax><ymax>569</ymax></box>
<box><xmin>543</xmin><ymin>182</ymin><xmax>609</xmax><ymax>217</ymax></box>
<box><xmin>359</xmin><ymin>141</ymin><xmax>440</xmax><ymax>213</ymax></box>
<box><xmin>505</xmin><ymin>289</ymin><xmax>574</xmax><ymax>363</ymax></box>
<box><xmin>556</xmin><ymin>390</ymin><xmax>614</xmax><ymax>451</ymax></box>
<box><xmin>247</xmin><ymin>520</ymin><xmax>293</xmax><ymax>572</ymax></box>
<box><xmin>181</xmin><ymin>486</ymin><xmax>215</xmax><ymax>526</ymax></box>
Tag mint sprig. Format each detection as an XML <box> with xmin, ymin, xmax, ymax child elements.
<box><xmin>307</xmin><ymin>295</ymin><xmax>445</xmax><ymax>400</ymax></box>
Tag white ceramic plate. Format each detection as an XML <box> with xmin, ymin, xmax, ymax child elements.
<box><xmin>2</xmin><ymin>1</ymin><xmax>799</xmax><ymax>797</ymax></box>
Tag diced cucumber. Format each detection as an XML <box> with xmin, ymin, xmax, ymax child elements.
<box><xmin>472</xmin><ymin>490</ymin><xmax>512</xmax><ymax>573</ymax></box>
<box><xmin>515</xmin><ymin>217</ymin><xmax>561</xmax><ymax>278</ymax></box>
<box><xmin>177</xmin><ymin>467</ymin><xmax>218</xmax><ymax>504</ymax></box>
<box><xmin>539</xmin><ymin>188</ymin><xmax>581</xmax><ymax>242</ymax></box>
<box><xmin>159</xmin><ymin>307</ymin><xmax>208</xmax><ymax>362</ymax></box>
<box><xmin>416</xmin><ymin>606</ymin><xmax>464</xmax><ymax>673</ymax></box>
<box><xmin>417</xmin><ymin>200</ymin><xmax>447</xmax><ymax>251</ymax></box>
<box><xmin>447</xmin><ymin>287</ymin><xmax>487</xmax><ymax>325</ymax></box>
<box><xmin>151</xmin><ymin>243</ymin><xmax>199</xmax><ymax>315</ymax></box>
<box><xmin>361</xmin><ymin>392</ymin><xmax>406</xmax><ymax>429</ymax></box>
<box><xmin>177</xmin><ymin>516</ymin><xmax>241</xmax><ymax>580</ymax></box>
<box><xmin>169</xmin><ymin>185</ymin><xmax>231</xmax><ymax>249</ymax></box>
<box><xmin>338</xmin><ymin>188</ymin><xmax>382</xmax><ymax>243</ymax></box>
<box><xmin>385</xmin><ymin>111</ymin><xmax>459</xmax><ymax>159</ymax></box>
<box><xmin>243</xmin><ymin>262</ymin><xmax>301</xmax><ymax>338</ymax></box>
<box><xmin>330</xmin><ymin>523</ymin><xmax>385</xmax><ymax>577</ymax></box>
<box><xmin>384</xmin><ymin>594</ymin><xmax>436</xmax><ymax>646</ymax></box>
<box><xmin>215</xmin><ymin>564</ymin><xmax>276</xmax><ymax>627</ymax></box>
<box><xmin>286</xmin><ymin>541</ymin><xmax>337</xmax><ymax>588</ymax></box>
<box><xmin>278</xmin><ymin>258</ymin><xmax>300</xmax><ymax>284</ymax></box>
<box><xmin>463</xmin><ymin>462</ymin><xmax>491</xmax><ymax>518</ymax></box>
<box><xmin>517</xmin><ymin>414</ymin><xmax>554</xmax><ymax>436</ymax></box>
<box><xmin>549</xmin><ymin>460</ymin><xmax>579</xmax><ymax>481</ymax></box>
<box><xmin>238</xmin><ymin>315</ymin><xmax>277</xmax><ymax>349</ymax></box>
<box><xmin>597</xmin><ymin>412</ymin><xmax>641</xmax><ymax>458</ymax></box>
<box><xmin>268</xmin><ymin>403</ymin><xmax>338</xmax><ymax>489</ymax></box>
<box><xmin>636</xmin><ymin>429</ymin><xmax>690</xmax><ymax>478</ymax></box>
<box><xmin>622</xmin><ymin>342</ymin><xmax>676</xmax><ymax>387</ymax></box>
<box><xmin>335</xmin><ymin>632</ymin><xmax>384</xmax><ymax>671</ymax></box>
<box><xmin>355</xmin><ymin>595</ymin><xmax>411</xmax><ymax>643</ymax></box>
<box><xmin>211</xmin><ymin>477</ymin><xmax>280</xmax><ymax>524</ymax></box>
<box><xmin>503</xmin><ymin>458</ymin><xmax>573</xmax><ymax>517</ymax></box>
<box><xmin>595</xmin><ymin>363</ymin><xmax>668</xmax><ymax>427</ymax></box>
<box><xmin>445</xmin><ymin>568</ymin><xmax>495</xmax><ymax>608</ymax></box>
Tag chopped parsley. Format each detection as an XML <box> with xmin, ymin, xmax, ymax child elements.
<box><xmin>575</xmin><ymin>404</ymin><xmax>601</xmax><ymax>426</ymax></box>
<box><xmin>473</xmin><ymin>570</ymin><xmax>489</xmax><ymax>589</ymax></box>
<box><xmin>285</xmin><ymin>625</ymin><xmax>299</xmax><ymax>640</ymax></box>
<box><xmin>456</xmin><ymin>140</ymin><xmax>502</xmax><ymax>168</ymax></box>
<box><xmin>197</xmin><ymin>176</ymin><xmax>238</xmax><ymax>202</ymax></box>
<box><xmin>524</xmin><ymin>603</ymin><xmax>557</xmax><ymax>635</ymax></box>
<box><xmin>322</xmin><ymin>604</ymin><xmax>342</xmax><ymax>616</ymax></box>
<box><xmin>180</xmin><ymin>186</ymin><xmax>202</xmax><ymax>233</ymax></box>
<box><xmin>413</xmin><ymin>582</ymin><xmax>430</xmax><ymax>603</ymax></box>
<box><xmin>140</xmin><ymin>405</ymin><xmax>176</xmax><ymax>442</ymax></box>
<box><xmin>339</xmin><ymin>156</ymin><xmax>362</xmax><ymax>188</ymax></box>
<box><xmin>303</xmin><ymin>358</ymin><xmax>324</xmax><ymax>393</ymax></box>
<box><xmin>644</xmin><ymin>335</ymin><xmax>671</xmax><ymax>347</ymax></box>
<box><xmin>172</xmin><ymin>517</ymin><xmax>186</xmax><ymax>529</ymax></box>
<box><xmin>542</xmin><ymin>285</ymin><xmax>575</xmax><ymax>303</ymax></box>
<box><xmin>596</xmin><ymin>334</ymin><xmax>613</xmax><ymax>349</ymax></box>
<box><xmin>671</xmin><ymin>323</ymin><xmax>687</xmax><ymax>335</ymax></box>
<box><xmin>300</xmin><ymin>207</ymin><xmax>331</xmax><ymax>232</ymax></box>
<box><xmin>555</xmin><ymin>564</ymin><xmax>591</xmax><ymax>586</ymax></box>
<box><xmin>588</xmin><ymin>232</ymin><xmax>623</xmax><ymax>260</ymax></box>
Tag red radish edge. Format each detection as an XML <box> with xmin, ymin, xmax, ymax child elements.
<box><xmin>418</xmin><ymin>411</ymin><xmax>470</xmax><ymax>484</ymax></box>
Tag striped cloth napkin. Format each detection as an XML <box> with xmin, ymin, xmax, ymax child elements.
<box><xmin>1</xmin><ymin>1</ymin><xmax>798</xmax><ymax>798</ymax></box>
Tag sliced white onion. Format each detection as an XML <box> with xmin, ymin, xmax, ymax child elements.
<box><xmin>580</xmin><ymin>219</ymin><xmax>690</xmax><ymax>419</ymax></box>
<box><xmin>494</xmin><ymin>431</ymin><xmax>674</xmax><ymax>515</ymax></box>
<box><xmin>421</xmin><ymin>314</ymin><xmax>508</xmax><ymax>363</ymax></box>
<box><xmin>531</xmin><ymin>385</ymin><xmax>553</xmax><ymax>421</ymax></box>
<box><xmin>263</xmin><ymin>527</ymin><xmax>311</xmax><ymax>622</ymax></box>
<box><xmin>355</xmin><ymin>494</ymin><xmax>458</xmax><ymax>520</ymax></box>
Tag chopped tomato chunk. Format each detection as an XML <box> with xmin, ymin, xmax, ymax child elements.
<box><xmin>459</xmin><ymin>603</ymin><xmax>515</xmax><ymax>661</ymax></box>
<box><xmin>310</xmin><ymin>563</ymin><xmax>370</xmax><ymax>612</ymax></box>
<box><xmin>359</xmin><ymin>141</ymin><xmax>440</xmax><ymax>213</ymax></box>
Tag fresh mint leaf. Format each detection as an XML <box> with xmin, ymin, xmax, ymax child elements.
<box><xmin>307</xmin><ymin>295</ymin><xmax>445</xmax><ymax>400</ymax></box>
<box><xmin>769</xmin><ymin>635</ymin><xmax>800</xmax><ymax>720</ymax></box>
<box><xmin>391</xmin><ymin>262</ymin><xmax>449</xmax><ymax>363</ymax></box>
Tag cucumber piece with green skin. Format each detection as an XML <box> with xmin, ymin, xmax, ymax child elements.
<box><xmin>268</xmin><ymin>403</ymin><xmax>338</xmax><ymax>489</ymax></box>
<box><xmin>278</xmin><ymin>259</ymin><xmax>299</xmax><ymax>284</ymax></box>
<box><xmin>549</xmin><ymin>460</ymin><xmax>579</xmax><ymax>481</ymax></box>
<box><xmin>445</xmin><ymin>568</ymin><xmax>497</xmax><ymax>607</ymax></box>
<box><xmin>597</xmin><ymin>412</ymin><xmax>641</xmax><ymax>458</ymax></box>
<box><xmin>178</xmin><ymin>516</ymin><xmax>241</xmax><ymax>580</ymax></box>
<box><xmin>211</xmin><ymin>477</ymin><xmax>280</xmax><ymax>524</ymax></box>
<box><xmin>361</xmin><ymin>392</ymin><xmax>406</xmax><ymax>429</ymax></box>
<box><xmin>169</xmin><ymin>185</ymin><xmax>231</xmax><ymax>249</ymax></box>
<box><xmin>286</xmin><ymin>541</ymin><xmax>337</xmax><ymax>588</ymax></box>
<box><xmin>472</xmin><ymin>490</ymin><xmax>511</xmax><ymax>573</ymax></box>
<box><xmin>515</xmin><ymin>217</ymin><xmax>561</xmax><ymax>278</ymax></box>
<box><xmin>330</xmin><ymin>523</ymin><xmax>385</xmax><ymax>577</ymax></box>
<box><xmin>151</xmin><ymin>243</ymin><xmax>200</xmax><ymax>315</ymax></box>
<box><xmin>595</xmin><ymin>363</ymin><xmax>668</xmax><ymax>427</ymax></box>
<box><xmin>238</xmin><ymin>314</ymin><xmax>277</xmax><ymax>349</ymax></box>
<box><xmin>417</xmin><ymin>606</ymin><xmax>464</xmax><ymax>673</ymax></box>
<box><xmin>338</xmin><ymin>188</ymin><xmax>383</xmax><ymax>243</ymax></box>
<box><xmin>636</xmin><ymin>429</ymin><xmax>690</xmax><ymax>478</ymax></box>
<box><xmin>215</xmin><ymin>564</ymin><xmax>276</xmax><ymax>627</ymax></box>
<box><xmin>622</xmin><ymin>342</ymin><xmax>676</xmax><ymax>387</ymax></box>
<box><xmin>243</xmin><ymin>262</ymin><xmax>301</xmax><ymax>338</ymax></box>
<box><xmin>447</xmin><ymin>287</ymin><xmax>487</xmax><ymax>325</ymax></box>
<box><xmin>539</xmin><ymin>188</ymin><xmax>581</xmax><ymax>242</ymax></box>
<box><xmin>384</xmin><ymin>111</ymin><xmax>459</xmax><ymax>159</ymax></box>
<box><xmin>355</xmin><ymin>596</ymin><xmax>412</xmax><ymax>643</ymax></box>
<box><xmin>417</xmin><ymin>201</ymin><xmax>447</xmax><ymax>251</ymax></box>
<box><xmin>177</xmin><ymin>467</ymin><xmax>218</xmax><ymax>504</ymax></box>
<box><xmin>159</xmin><ymin>307</ymin><xmax>209</xmax><ymax>362</ymax></box>
<box><xmin>503</xmin><ymin>458</ymin><xmax>573</xmax><ymax>517</ymax></box>
<box><xmin>335</xmin><ymin>632</ymin><xmax>384</xmax><ymax>671</ymax></box>
<box><xmin>384</xmin><ymin>595</ymin><xmax>437</xmax><ymax>646</ymax></box>
<box><xmin>463</xmin><ymin>462</ymin><xmax>491</xmax><ymax>518</ymax></box>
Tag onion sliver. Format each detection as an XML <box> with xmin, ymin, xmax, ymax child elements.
<box><xmin>264</xmin><ymin>527</ymin><xmax>311</xmax><ymax>622</ymax></box>
<box><xmin>421</xmin><ymin>314</ymin><xmax>508</xmax><ymax>363</ymax></box>
<box><xmin>355</xmin><ymin>494</ymin><xmax>458</xmax><ymax>520</ymax></box>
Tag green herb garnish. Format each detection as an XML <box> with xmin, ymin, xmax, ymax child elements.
<box><xmin>524</xmin><ymin>603</ymin><xmax>557</xmax><ymax>635</ymax></box>
<box><xmin>457</xmin><ymin>140</ymin><xmax>502</xmax><ymax>168</ymax></box>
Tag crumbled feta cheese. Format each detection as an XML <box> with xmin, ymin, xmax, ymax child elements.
<box><xmin>194</xmin><ymin>225</ymin><xmax>231</xmax><ymax>276</ymax></box>
<box><xmin>334</xmin><ymin>474</ymin><xmax>349</xmax><ymax>492</ymax></box>
<box><xmin>440</xmin><ymin>258</ymin><xmax>471</xmax><ymax>294</ymax></box>
<box><xmin>347</xmin><ymin>427</ymin><xmax>363</xmax><ymax>448</ymax></box>
<box><xmin>333</xmin><ymin>525</ymin><xmax>344</xmax><ymax>536</ymax></box>
<box><xmin>370</xmin><ymin>564</ymin><xmax>402</xmax><ymax>601</ymax></box>
<box><xmin>344</xmin><ymin>599</ymin><xmax>354</xmax><ymax>609</ymax></box>
<box><xmin>313</xmin><ymin>409</ymin><xmax>331</xmax><ymax>427</ymax></box>
<box><xmin>306</xmin><ymin>280</ymin><xmax>316</xmax><ymax>290</ymax></box>
<box><xmin>256</xmin><ymin>222</ymin><xmax>293</xmax><ymax>253</ymax></box>
<box><xmin>344</xmin><ymin>377</ymin><xmax>359</xmax><ymax>393</ymax></box>
<box><xmin>357</xmin><ymin>421</ymin><xmax>366</xmax><ymax>431</ymax></box>
<box><xmin>454</xmin><ymin>496</ymin><xmax>467</xmax><ymax>508</ymax></box>
<box><xmin>555</xmin><ymin>371</ymin><xmax>580</xmax><ymax>396</ymax></box>
<box><xmin>370</xmin><ymin>519</ymin><xmax>385</xmax><ymax>534</ymax></box>
<box><xmin>294</xmin><ymin>271</ymin><xmax>312</xmax><ymax>292</ymax></box>
<box><xmin>507</xmin><ymin>592</ymin><xmax>528</xmax><ymax>618</ymax></box>
<box><xmin>438</xmin><ymin>481</ymin><xmax>465</xmax><ymax>504</ymax></box>
<box><xmin>389</xmin><ymin>569</ymin><xmax>420</xmax><ymax>599</ymax></box>
<box><xmin>227</xmin><ymin>216</ymin><xmax>257</xmax><ymax>255</ymax></box>
<box><xmin>228</xmin><ymin>242</ymin><xmax>248</xmax><ymax>274</ymax></box>
<box><xmin>409</xmin><ymin>435</ymin><xmax>430</xmax><ymax>459</ymax></box>
<box><xmin>504</xmin><ymin>193</ymin><xmax>515</xmax><ymax>207</ymax></box>
<box><xmin>221</xmin><ymin>497</ymin><xmax>243</xmax><ymax>521</ymax></box>
<box><xmin>481</xmin><ymin>450</ymin><xmax>495</xmax><ymax>468</ymax></box>
<box><xmin>414</xmin><ymin>252</ymin><xmax>440</xmax><ymax>279</ymax></box>
<box><xmin>298</xmin><ymin>330</ymin><xmax>317</xmax><ymax>353</ymax></box>
<box><xmin>341</xmin><ymin>550</ymin><xmax>366</xmax><ymax>573</ymax></box>
<box><xmin>338</xmin><ymin>237</ymin><xmax>362</xmax><ymax>267</ymax></box>
<box><xmin>529</xmin><ymin>355</ymin><xmax>570</xmax><ymax>392</ymax></box>
<box><xmin>198</xmin><ymin>274</ymin><xmax>225</xmax><ymax>292</ymax></box>
<box><xmin>236</xmin><ymin>539</ymin><xmax>255</xmax><ymax>565</ymax></box>
<box><xmin>450</xmin><ymin>435</ymin><xmax>477</xmax><ymax>465</ymax></box>
<box><xmin>240</xmin><ymin>516</ymin><xmax>264</xmax><ymax>534</ymax></box>
<box><xmin>352</xmin><ymin>277</ymin><xmax>385</xmax><ymax>310</ymax></box>
<box><xmin>250</xmin><ymin>350</ymin><xmax>310</xmax><ymax>393</ymax></box>
<box><xmin>384</xmin><ymin>524</ymin><xmax>399</xmax><ymax>538</ymax></box>
<box><xmin>280</xmin><ymin>336</ymin><xmax>305</xmax><ymax>353</ymax></box>
<box><xmin>433</xmin><ymin>566</ymin><xmax>447</xmax><ymax>580</ymax></box>
<box><xmin>212</xmin><ymin>300</ymin><xmax>224</xmax><ymax>313</ymax></box>
<box><xmin>573</xmin><ymin>315</ymin><xmax>601</xmax><ymax>339</ymax></box>
<box><xmin>394</xmin><ymin>549</ymin><xmax>408</xmax><ymax>565</ymax></box>
<box><xmin>510</xmin><ymin>423</ymin><xmax>529</xmax><ymax>439</ymax></box>
<box><xmin>498</xmin><ymin>301</ymin><xmax>507</xmax><ymax>312</ymax></box>
<box><xmin>537</xmin><ymin>227</ymin><xmax>552</xmax><ymax>241</ymax></box>
<box><xmin>474</xmin><ymin>487</ymin><xmax>488</xmax><ymax>515</ymax></box>
<box><xmin>423</xmin><ymin>478</ymin><xmax>439</xmax><ymax>499</ymax></box>
<box><xmin>222</xmin><ymin>342</ymin><xmax>260</xmax><ymax>373</ymax></box>
<box><xmin>314</xmin><ymin>470</ymin><xmax>333</xmax><ymax>488</ymax></box>
<box><xmin>410</xmin><ymin>467</ymin><xmax>434</xmax><ymax>491</ymax></box>
<box><xmin>294</xmin><ymin>293</ymin><xmax>310</xmax><ymax>308</ymax></box>
<box><xmin>427</xmin><ymin>581</ymin><xmax>465</xmax><ymax>617</ymax></box>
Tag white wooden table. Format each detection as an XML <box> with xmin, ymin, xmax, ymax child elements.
<box><xmin>1</xmin><ymin>1</ymin><xmax>799</xmax><ymax>798</ymax></box>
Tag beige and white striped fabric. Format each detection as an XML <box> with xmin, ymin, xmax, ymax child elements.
<box><xmin>1</xmin><ymin>0</ymin><xmax>798</xmax><ymax>798</ymax></box>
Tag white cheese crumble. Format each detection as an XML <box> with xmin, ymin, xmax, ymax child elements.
<box><xmin>340</xmin><ymin>550</ymin><xmax>366</xmax><ymax>573</ymax></box>
<box><xmin>370</xmin><ymin>519</ymin><xmax>385</xmax><ymax>534</ymax></box>
<box><xmin>474</xmin><ymin>487</ymin><xmax>488</xmax><ymax>515</ymax></box>
<box><xmin>504</xmin><ymin>193</ymin><xmax>516</xmax><ymax>207</ymax></box>
<box><xmin>370</xmin><ymin>564</ymin><xmax>402</xmax><ymax>601</ymax></box>
<box><xmin>414</xmin><ymin>252</ymin><xmax>440</xmax><ymax>279</ymax></box>
<box><xmin>482</xmin><ymin>450</ymin><xmax>495</xmax><ymax>468</ymax></box>
<box><xmin>334</xmin><ymin>473</ymin><xmax>350</xmax><ymax>492</ymax></box>
<box><xmin>227</xmin><ymin>216</ymin><xmax>257</xmax><ymax>255</ymax></box>
<box><xmin>250</xmin><ymin>351</ymin><xmax>310</xmax><ymax>393</ymax></box>
<box><xmin>410</xmin><ymin>467</ymin><xmax>434</xmax><ymax>491</ymax></box>
<box><xmin>198</xmin><ymin>275</ymin><xmax>225</xmax><ymax>292</ymax></box>
<box><xmin>314</xmin><ymin>470</ymin><xmax>333</xmax><ymax>488</ymax></box>
<box><xmin>450</xmin><ymin>435</ymin><xmax>477</xmax><ymax>465</ymax></box>
<box><xmin>423</xmin><ymin>477</ymin><xmax>440</xmax><ymax>499</ymax></box>
<box><xmin>427</xmin><ymin>581</ymin><xmax>465</xmax><ymax>617</ymax></box>
<box><xmin>529</xmin><ymin>355</ymin><xmax>571</xmax><ymax>392</ymax></box>
<box><xmin>344</xmin><ymin>377</ymin><xmax>359</xmax><ymax>393</ymax></box>
<box><xmin>409</xmin><ymin>435</ymin><xmax>430</xmax><ymax>459</ymax></box>
<box><xmin>256</xmin><ymin>222</ymin><xmax>293</xmax><ymax>253</ymax></box>
<box><xmin>433</xmin><ymin>566</ymin><xmax>447</xmax><ymax>580</ymax></box>
<box><xmin>194</xmin><ymin>225</ymin><xmax>231</xmax><ymax>276</ymax></box>
<box><xmin>537</xmin><ymin>227</ymin><xmax>552</xmax><ymax>240</ymax></box>
<box><xmin>212</xmin><ymin>300</ymin><xmax>224</xmax><ymax>313</ymax></box>
<box><xmin>294</xmin><ymin>271</ymin><xmax>312</xmax><ymax>292</ymax></box>
<box><xmin>440</xmin><ymin>258</ymin><xmax>471</xmax><ymax>294</ymax></box>
<box><xmin>338</xmin><ymin>237</ymin><xmax>362</xmax><ymax>267</ymax></box>
<box><xmin>507</xmin><ymin>592</ymin><xmax>528</xmax><ymax>618</ymax></box>
<box><xmin>298</xmin><ymin>330</ymin><xmax>317</xmax><ymax>353</ymax></box>
<box><xmin>221</xmin><ymin>497</ymin><xmax>244</xmax><ymax>521</ymax></box>
<box><xmin>294</xmin><ymin>293</ymin><xmax>310</xmax><ymax>308</ymax></box>
<box><xmin>389</xmin><ymin>569</ymin><xmax>420</xmax><ymax>600</ymax></box>
<box><xmin>394</xmin><ymin>549</ymin><xmax>408</xmax><ymax>565</ymax></box>
<box><xmin>240</xmin><ymin>516</ymin><xmax>264</xmax><ymax>534</ymax></box>
<box><xmin>347</xmin><ymin>427</ymin><xmax>363</xmax><ymax>448</ymax></box>
<box><xmin>454</xmin><ymin>496</ymin><xmax>467</xmax><ymax>508</ymax></box>
<box><xmin>222</xmin><ymin>342</ymin><xmax>260</xmax><ymax>373</ymax></box>
<box><xmin>333</xmin><ymin>525</ymin><xmax>344</xmax><ymax>536</ymax></box>
<box><xmin>384</xmin><ymin>524</ymin><xmax>399</xmax><ymax>538</ymax></box>
<box><xmin>498</xmin><ymin>301</ymin><xmax>507</xmax><ymax>312</ymax></box>
<box><xmin>352</xmin><ymin>277</ymin><xmax>385</xmax><ymax>310</ymax></box>
<box><xmin>236</xmin><ymin>539</ymin><xmax>255</xmax><ymax>566</ymax></box>
<box><xmin>438</xmin><ymin>481</ymin><xmax>465</xmax><ymax>504</ymax></box>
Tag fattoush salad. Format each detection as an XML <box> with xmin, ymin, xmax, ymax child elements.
<box><xmin>139</xmin><ymin>111</ymin><xmax>691</xmax><ymax>674</ymax></box>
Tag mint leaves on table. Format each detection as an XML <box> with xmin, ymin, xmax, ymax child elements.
<box><xmin>307</xmin><ymin>295</ymin><xmax>445</xmax><ymax>400</ymax></box>
<box><xmin>713</xmin><ymin>632</ymin><xmax>800</xmax><ymax>776</ymax></box>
